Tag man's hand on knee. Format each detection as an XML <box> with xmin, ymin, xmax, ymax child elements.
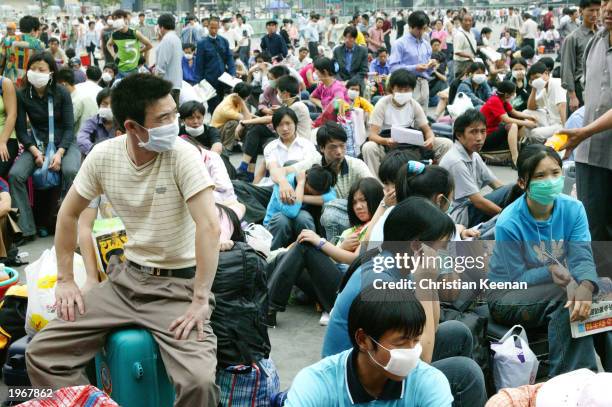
<box><xmin>169</xmin><ymin>298</ymin><xmax>210</xmax><ymax>341</ymax></box>
<box><xmin>55</xmin><ymin>280</ymin><xmax>85</xmax><ymax>322</ymax></box>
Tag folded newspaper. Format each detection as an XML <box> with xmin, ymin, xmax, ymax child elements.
<box><xmin>570</xmin><ymin>277</ymin><xmax>612</xmax><ymax>338</ymax></box>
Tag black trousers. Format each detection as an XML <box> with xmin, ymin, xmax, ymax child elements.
<box><xmin>232</xmin><ymin>181</ymin><xmax>273</xmax><ymax>224</ymax></box>
<box><xmin>268</xmin><ymin>242</ymin><xmax>344</xmax><ymax>313</ymax></box>
<box><xmin>242</xmin><ymin>124</ymin><xmax>276</xmax><ymax>160</ymax></box>
<box><xmin>308</xmin><ymin>41</ymin><xmax>319</xmax><ymax>59</ymax></box>
<box><xmin>0</xmin><ymin>139</ymin><xmax>19</xmax><ymax>179</ymax></box>
<box><xmin>576</xmin><ymin>162</ymin><xmax>612</xmax><ymax>278</ymax></box>
<box><xmin>86</xmin><ymin>43</ymin><xmax>98</xmax><ymax>68</ymax></box>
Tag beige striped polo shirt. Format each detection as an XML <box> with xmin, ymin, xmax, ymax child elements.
<box><xmin>74</xmin><ymin>135</ymin><xmax>214</xmax><ymax>269</ymax></box>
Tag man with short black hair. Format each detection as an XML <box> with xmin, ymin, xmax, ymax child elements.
<box><xmin>75</xmin><ymin>66</ymin><xmax>103</xmax><ymax>103</ymax></box>
<box><xmin>260</xmin><ymin>20</ymin><xmax>287</xmax><ymax>59</ymax></box>
<box><xmin>520</xmin><ymin>13</ymin><xmax>538</xmax><ymax>50</ymax></box>
<box><xmin>560</xmin><ymin>0</ymin><xmax>600</xmax><ymax>113</ymax></box>
<box><xmin>56</xmin><ymin>67</ymin><xmax>98</xmax><ymax>136</ymax></box>
<box><xmin>453</xmin><ymin>13</ymin><xmax>477</xmax><ymax>79</ymax></box>
<box><xmin>155</xmin><ymin>14</ymin><xmax>183</xmax><ymax>107</ymax></box>
<box><xmin>106</xmin><ymin>9</ymin><xmax>153</xmax><ymax>78</ymax></box>
<box><xmin>3</xmin><ymin>15</ymin><xmax>44</xmax><ymax>85</ymax></box>
<box><xmin>26</xmin><ymin>74</ymin><xmax>221</xmax><ymax>406</ymax></box>
<box><xmin>234</xmin><ymin>14</ymin><xmax>253</xmax><ymax>65</ymax></box>
<box><xmin>195</xmin><ymin>17</ymin><xmax>236</xmax><ymax>114</ymax></box>
<box><xmin>440</xmin><ymin>109</ymin><xmax>510</xmax><ymax>227</ymax></box>
<box><xmin>332</xmin><ymin>26</ymin><xmax>368</xmax><ymax>82</ymax></box>
<box><xmin>388</xmin><ymin>10</ymin><xmax>434</xmax><ymax>112</ymax></box>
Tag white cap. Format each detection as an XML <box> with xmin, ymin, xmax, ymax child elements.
<box><xmin>535</xmin><ymin>369</ymin><xmax>612</xmax><ymax>407</ymax></box>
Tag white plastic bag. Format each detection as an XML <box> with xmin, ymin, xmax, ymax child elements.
<box><xmin>25</xmin><ymin>248</ymin><xmax>88</xmax><ymax>336</ymax></box>
<box><xmin>447</xmin><ymin>92</ymin><xmax>474</xmax><ymax>120</ymax></box>
<box><xmin>244</xmin><ymin>223</ymin><xmax>273</xmax><ymax>259</ymax></box>
<box><xmin>351</xmin><ymin>107</ymin><xmax>367</xmax><ymax>151</ymax></box>
<box><xmin>491</xmin><ymin>325</ymin><xmax>539</xmax><ymax>390</ymax></box>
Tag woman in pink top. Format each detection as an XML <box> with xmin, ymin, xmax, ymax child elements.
<box><xmin>309</xmin><ymin>57</ymin><xmax>349</xmax><ymax>111</ymax></box>
<box><xmin>299</xmin><ymin>63</ymin><xmax>316</xmax><ymax>90</ymax></box>
<box><xmin>431</xmin><ymin>20</ymin><xmax>448</xmax><ymax>50</ymax></box>
<box><xmin>367</xmin><ymin>18</ymin><xmax>385</xmax><ymax>53</ymax></box>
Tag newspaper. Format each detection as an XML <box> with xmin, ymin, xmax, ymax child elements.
<box><xmin>570</xmin><ymin>278</ymin><xmax>612</xmax><ymax>338</ymax></box>
<box><xmin>92</xmin><ymin>217</ymin><xmax>127</xmax><ymax>273</ymax></box>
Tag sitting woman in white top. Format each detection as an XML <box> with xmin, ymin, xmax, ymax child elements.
<box><xmin>362</xmin><ymin>69</ymin><xmax>453</xmax><ymax>177</ymax></box>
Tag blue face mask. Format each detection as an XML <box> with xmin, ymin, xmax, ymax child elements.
<box><xmin>528</xmin><ymin>176</ymin><xmax>564</xmax><ymax>205</ymax></box>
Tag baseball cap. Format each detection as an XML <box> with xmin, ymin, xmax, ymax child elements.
<box><xmin>69</xmin><ymin>57</ymin><xmax>81</xmax><ymax>66</ymax></box>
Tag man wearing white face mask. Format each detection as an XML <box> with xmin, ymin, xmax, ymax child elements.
<box><xmin>105</xmin><ymin>9</ymin><xmax>152</xmax><ymax>79</ymax></box>
<box><xmin>286</xmin><ymin>286</ymin><xmax>453</xmax><ymax>406</ymax></box>
<box><xmin>524</xmin><ymin>62</ymin><xmax>567</xmax><ymax>143</ymax></box>
<box><xmin>362</xmin><ymin>69</ymin><xmax>453</xmax><ymax>176</ymax></box>
<box><xmin>26</xmin><ymin>74</ymin><xmax>221</xmax><ymax>406</ymax></box>
<box><xmin>77</xmin><ymin>88</ymin><xmax>117</xmax><ymax>156</ymax></box>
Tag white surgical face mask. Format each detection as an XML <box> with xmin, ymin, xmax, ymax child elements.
<box><xmin>134</xmin><ymin>115</ymin><xmax>179</xmax><ymax>153</ymax></box>
<box><xmin>347</xmin><ymin>89</ymin><xmax>359</xmax><ymax>100</ymax></box>
<box><xmin>472</xmin><ymin>73</ymin><xmax>487</xmax><ymax>85</ymax></box>
<box><xmin>112</xmin><ymin>19</ymin><xmax>126</xmax><ymax>31</ymax></box>
<box><xmin>184</xmin><ymin>53</ymin><xmax>193</xmax><ymax>60</ymax></box>
<box><xmin>512</xmin><ymin>70</ymin><xmax>525</xmax><ymax>80</ymax></box>
<box><xmin>101</xmin><ymin>72</ymin><xmax>113</xmax><ymax>83</ymax></box>
<box><xmin>368</xmin><ymin>337</ymin><xmax>422</xmax><ymax>378</ymax></box>
<box><xmin>393</xmin><ymin>92</ymin><xmax>412</xmax><ymax>105</ymax></box>
<box><xmin>531</xmin><ymin>77</ymin><xmax>547</xmax><ymax>90</ymax></box>
<box><xmin>98</xmin><ymin>107</ymin><xmax>113</xmax><ymax>120</ymax></box>
<box><xmin>27</xmin><ymin>70</ymin><xmax>51</xmax><ymax>89</ymax></box>
<box><xmin>185</xmin><ymin>125</ymin><xmax>204</xmax><ymax>136</ymax></box>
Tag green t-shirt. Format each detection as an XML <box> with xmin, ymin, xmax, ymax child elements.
<box><xmin>111</xmin><ymin>29</ymin><xmax>141</xmax><ymax>73</ymax></box>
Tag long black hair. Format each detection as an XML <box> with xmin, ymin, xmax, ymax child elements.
<box><xmin>339</xmin><ymin>196</ymin><xmax>455</xmax><ymax>292</ymax></box>
<box><xmin>347</xmin><ymin>178</ymin><xmax>384</xmax><ymax>227</ymax></box>
<box><xmin>506</xmin><ymin>144</ymin><xmax>562</xmax><ymax>206</ymax></box>
<box><xmin>216</xmin><ymin>203</ymin><xmax>245</xmax><ymax>242</ymax></box>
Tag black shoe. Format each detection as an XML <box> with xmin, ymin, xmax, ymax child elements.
<box><xmin>265</xmin><ymin>311</ymin><xmax>277</xmax><ymax>328</ymax></box>
<box><xmin>15</xmin><ymin>235</ymin><xmax>35</xmax><ymax>247</ymax></box>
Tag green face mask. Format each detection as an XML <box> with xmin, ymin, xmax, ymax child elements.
<box><xmin>528</xmin><ymin>176</ymin><xmax>565</xmax><ymax>205</ymax></box>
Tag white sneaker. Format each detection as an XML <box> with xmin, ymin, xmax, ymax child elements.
<box><xmin>319</xmin><ymin>312</ymin><xmax>330</xmax><ymax>326</ymax></box>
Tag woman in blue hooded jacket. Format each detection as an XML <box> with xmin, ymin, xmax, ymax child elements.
<box><xmin>487</xmin><ymin>144</ymin><xmax>611</xmax><ymax>377</ymax></box>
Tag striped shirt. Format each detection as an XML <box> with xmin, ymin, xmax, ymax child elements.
<box><xmin>74</xmin><ymin>135</ymin><xmax>214</xmax><ymax>269</ymax></box>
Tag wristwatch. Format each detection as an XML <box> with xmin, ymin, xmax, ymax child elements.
<box><xmin>316</xmin><ymin>238</ymin><xmax>327</xmax><ymax>251</ymax></box>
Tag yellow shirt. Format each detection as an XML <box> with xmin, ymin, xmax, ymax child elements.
<box><xmin>352</xmin><ymin>97</ymin><xmax>374</xmax><ymax>114</ymax></box>
<box><xmin>210</xmin><ymin>94</ymin><xmax>243</xmax><ymax>128</ymax></box>
<box><xmin>356</xmin><ymin>31</ymin><xmax>366</xmax><ymax>47</ymax></box>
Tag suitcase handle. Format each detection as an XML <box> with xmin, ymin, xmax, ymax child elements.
<box><xmin>133</xmin><ymin>362</ymin><xmax>144</xmax><ymax>379</ymax></box>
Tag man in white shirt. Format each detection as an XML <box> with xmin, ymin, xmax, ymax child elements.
<box><xmin>453</xmin><ymin>14</ymin><xmax>477</xmax><ymax>79</ymax></box>
<box><xmin>233</xmin><ymin>14</ymin><xmax>253</xmax><ymax>66</ymax></box>
<box><xmin>520</xmin><ymin>13</ymin><xmax>539</xmax><ymax>50</ymax></box>
<box><xmin>525</xmin><ymin>62</ymin><xmax>567</xmax><ymax>142</ymax></box>
<box><xmin>219</xmin><ymin>17</ymin><xmax>238</xmax><ymax>50</ymax></box>
<box><xmin>506</xmin><ymin>7</ymin><xmax>521</xmax><ymax>37</ymax></box>
<box><xmin>294</xmin><ymin>47</ymin><xmax>312</xmax><ymax>71</ymax></box>
<box><xmin>75</xmin><ymin>66</ymin><xmax>103</xmax><ymax>104</ymax></box>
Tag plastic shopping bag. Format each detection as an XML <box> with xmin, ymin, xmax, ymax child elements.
<box><xmin>244</xmin><ymin>223</ymin><xmax>272</xmax><ymax>259</ymax></box>
<box><xmin>491</xmin><ymin>325</ymin><xmax>539</xmax><ymax>390</ymax></box>
<box><xmin>25</xmin><ymin>248</ymin><xmax>87</xmax><ymax>336</ymax></box>
<box><xmin>447</xmin><ymin>92</ymin><xmax>474</xmax><ymax>120</ymax></box>
<box><xmin>351</xmin><ymin>107</ymin><xmax>367</xmax><ymax>152</ymax></box>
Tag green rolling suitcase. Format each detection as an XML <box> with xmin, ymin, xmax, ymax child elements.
<box><xmin>95</xmin><ymin>328</ymin><xmax>175</xmax><ymax>406</ymax></box>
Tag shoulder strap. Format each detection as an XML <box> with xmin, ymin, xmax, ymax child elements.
<box><xmin>47</xmin><ymin>95</ymin><xmax>54</xmax><ymax>144</ymax></box>
<box><xmin>0</xmin><ymin>77</ymin><xmax>3</xmax><ymax>96</ymax></box>
<box><xmin>460</xmin><ymin>30</ymin><xmax>478</xmax><ymax>56</ymax></box>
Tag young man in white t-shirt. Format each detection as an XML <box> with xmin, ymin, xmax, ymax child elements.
<box><xmin>26</xmin><ymin>74</ymin><xmax>222</xmax><ymax>406</ymax></box>
<box><xmin>525</xmin><ymin>62</ymin><xmax>568</xmax><ymax>142</ymax></box>
<box><xmin>362</xmin><ymin>69</ymin><xmax>452</xmax><ymax>177</ymax></box>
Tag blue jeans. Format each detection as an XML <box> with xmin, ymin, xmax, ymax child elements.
<box><xmin>467</xmin><ymin>184</ymin><xmax>512</xmax><ymax>228</ymax></box>
<box><xmin>267</xmin><ymin>210</ymin><xmax>315</xmax><ymax>250</ymax></box>
<box><xmin>116</xmin><ymin>68</ymin><xmax>138</xmax><ymax>80</ymax></box>
<box><xmin>487</xmin><ymin>283</ymin><xmax>612</xmax><ymax>377</ymax></box>
<box><xmin>431</xmin><ymin>320</ymin><xmax>487</xmax><ymax>407</ymax></box>
<box><xmin>320</xmin><ymin>199</ymin><xmax>350</xmax><ymax>244</ymax></box>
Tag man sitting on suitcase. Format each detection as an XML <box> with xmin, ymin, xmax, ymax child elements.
<box><xmin>25</xmin><ymin>74</ymin><xmax>222</xmax><ymax>406</ymax></box>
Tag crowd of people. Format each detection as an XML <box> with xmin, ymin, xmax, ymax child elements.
<box><xmin>0</xmin><ymin>2</ymin><xmax>611</xmax><ymax>406</ymax></box>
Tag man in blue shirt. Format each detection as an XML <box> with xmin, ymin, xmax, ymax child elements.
<box><xmin>286</xmin><ymin>285</ymin><xmax>453</xmax><ymax>407</ymax></box>
<box><xmin>369</xmin><ymin>47</ymin><xmax>390</xmax><ymax>76</ymax></box>
<box><xmin>304</xmin><ymin>14</ymin><xmax>320</xmax><ymax>59</ymax></box>
<box><xmin>195</xmin><ymin>17</ymin><xmax>236</xmax><ymax>114</ymax></box>
<box><xmin>388</xmin><ymin>10</ymin><xmax>435</xmax><ymax>112</ymax></box>
<box><xmin>260</xmin><ymin>20</ymin><xmax>288</xmax><ymax>59</ymax></box>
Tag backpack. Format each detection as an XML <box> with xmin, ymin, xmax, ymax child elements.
<box><xmin>210</xmin><ymin>242</ymin><xmax>271</xmax><ymax>368</ymax></box>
